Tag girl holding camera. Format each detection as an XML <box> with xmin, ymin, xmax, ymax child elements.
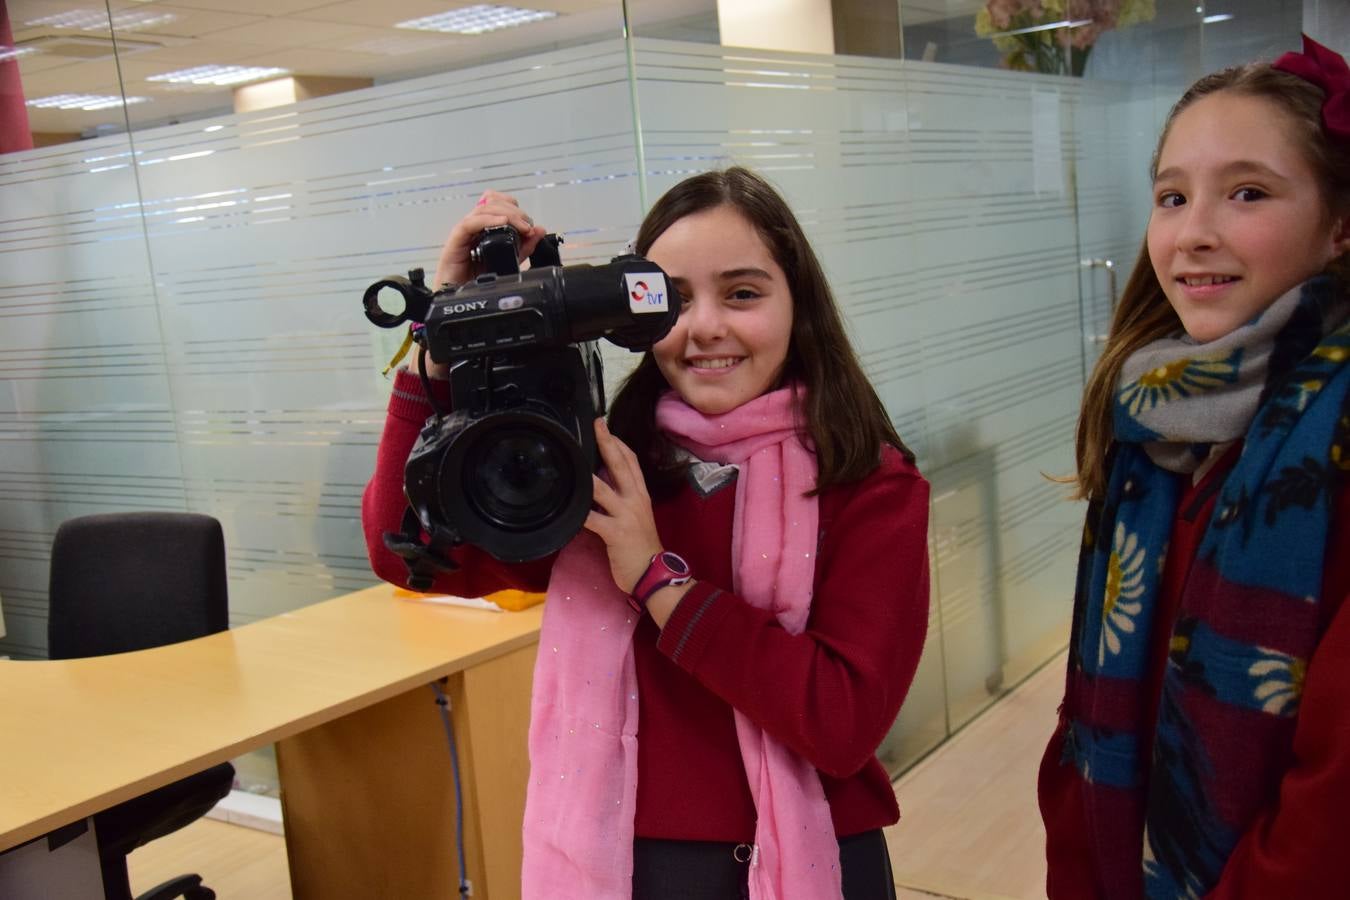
<box><xmin>363</xmin><ymin>167</ymin><xmax>929</xmax><ymax>899</ymax></box>
<box><xmin>1039</xmin><ymin>37</ymin><xmax>1350</xmax><ymax>898</ymax></box>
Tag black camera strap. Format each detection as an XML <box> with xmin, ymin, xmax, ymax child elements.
<box><xmin>382</xmin><ymin>506</ymin><xmax>461</xmax><ymax>591</ymax></box>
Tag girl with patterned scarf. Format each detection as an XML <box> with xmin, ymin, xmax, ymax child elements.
<box><xmin>1039</xmin><ymin>35</ymin><xmax>1350</xmax><ymax>899</ymax></box>
<box><xmin>362</xmin><ymin>167</ymin><xmax>930</xmax><ymax>899</ymax></box>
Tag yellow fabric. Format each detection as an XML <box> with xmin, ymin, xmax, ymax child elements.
<box><xmin>393</xmin><ymin>586</ymin><xmax>545</xmax><ymax>611</ymax></box>
<box><xmin>483</xmin><ymin>589</ymin><xmax>546</xmax><ymax>611</ymax></box>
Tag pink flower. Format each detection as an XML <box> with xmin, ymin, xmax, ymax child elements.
<box><xmin>1071</xmin><ymin>0</ymin><xmax>1121</xmax><ymax>29</ymax></box>
<box><xmin>986</xmin><ymin>0</ymin><xmax>1044</xmax><ymax>31</ymax></box>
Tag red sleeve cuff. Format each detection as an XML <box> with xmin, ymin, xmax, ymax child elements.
<box><xmin>388</xmin><ymin>368</ymin><xmax>451</xmax><ymax>422</ymax></box>
<box><xmin>657</xmin><ymin>582</ymin><xmax>737</xmax><ymax>671</ymax></box>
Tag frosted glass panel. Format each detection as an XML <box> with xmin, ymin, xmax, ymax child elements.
<box><xmin>0</xmin><ymin>40</ymin><xmax>646</xmax><ymax>655</ymax></box>
<box><xmin>0</xmin><ymin>135</ymin><xmax>179</xmax><ymax>658</ymax></box>
<box><xmin>899</xmin><ymin>64</ymin><xmax>1084</xmax><ymax>727</ymax></box>
<box><xmin>630</xmin><ymin>38</ymin><xmax>1090</xmax><ymax>764</ymax></box>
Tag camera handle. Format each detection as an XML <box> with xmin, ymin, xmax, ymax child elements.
<box><xmin>528</xmin><ymin>233</ymin><xmax>563</xmax><ymax>268</ymax></box>
<box><xmin>383</xmin><ymin>506</ymin><xmax>462</xmax><ymax>591</ymax></box>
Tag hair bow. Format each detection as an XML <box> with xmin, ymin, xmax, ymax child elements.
<box><xmin>1273</xmin><ymin>34</ymin><xmax>1350</xmax><ymax>143</ymax></box>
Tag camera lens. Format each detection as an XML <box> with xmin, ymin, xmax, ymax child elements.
<box><xmin>463</xmin><ymin>426</ymin><xmax>572</xmax><ymax>530</ymax></box>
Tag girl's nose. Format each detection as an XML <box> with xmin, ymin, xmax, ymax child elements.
<box><xmin>684</xmin><ymin>296</ymin><xmax>727</xmax><ymax>343</ymax></box>
<box><xmin>1175</xmin><ymin>201</ymin><xmax>1220</xmax><ymax>254</ymax></box>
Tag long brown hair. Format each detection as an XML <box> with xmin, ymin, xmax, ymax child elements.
<box><xmin>607</xmin><ymin>167</ymin><xmax>910</xmax><ymax>493</ymax></box>
<box><xmin>1073</xmin><ymin>63</ymin><xmax>1350</xmax><ymax>500</ymax></box>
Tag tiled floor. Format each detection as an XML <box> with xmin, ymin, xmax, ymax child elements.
<box><xmin>131</xmin><ymin>654</ymin><xmax>1066</xmax><ymax>899</ymax></box>
<box><xmin>885</xmin><ymin>653</ymin><xmax>1064</xmax><ymax>900</ymax></box>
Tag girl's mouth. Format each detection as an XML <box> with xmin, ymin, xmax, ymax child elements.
<box><xmin>687</xmin><ymin>357</ymin><xmax>743</xmax><ymax>373</ymax></box>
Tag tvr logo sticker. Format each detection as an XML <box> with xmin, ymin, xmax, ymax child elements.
<box><xmin>625</xmin><ymin>273</ymin><xmax>669</xmax><ymax>314</ymax></box>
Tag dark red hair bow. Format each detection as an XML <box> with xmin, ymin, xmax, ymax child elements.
<box><xmin>1273</xmin><ymin>34</ymin><xmax>1350</xmax><ymax>143</ymax></box>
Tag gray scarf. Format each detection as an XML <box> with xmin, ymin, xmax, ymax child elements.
<box><xmin>1116</xmin><ymin>281</ymin><xmax>1349</xmax><ymax>473</ymax></box>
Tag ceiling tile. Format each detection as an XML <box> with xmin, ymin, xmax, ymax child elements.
<box><xmin>132</xmin><ymin>0</ymin><xmax>348</xmax><ymax>15</ymax></box>
<box><xmin>288</xmin><ymin>0</ymin><xmax>479</xmax><ymax>28</ymax></box>
<box><xmin>302</xmin><ymin>24</ymin><xmax>463</xmax><ymax>55</ymax></box>
<box><xmin>197</xmin><ymin>18</ymin><xmax>376</xmax><ymax>48</ymax></box>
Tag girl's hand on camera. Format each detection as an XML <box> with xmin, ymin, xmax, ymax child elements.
<box><xmin>409</xmin><ymin>190</ymin><xmax>547</xmax><ymax>380</ymax></box>
<box><xmin>584</xmin><ymin>418</ymin><xmax>665</xmax><ymax>598</ymax></box>
<box><xmin>434</xmin><ymin>189</ymin><xmax>547</xmax><ymax>288</ymax></box>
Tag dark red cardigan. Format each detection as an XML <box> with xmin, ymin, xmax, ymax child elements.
<box><xmin>363</xmin><ymin>370</ymin><xmax>931</xmax><ymax>840</ymax></box>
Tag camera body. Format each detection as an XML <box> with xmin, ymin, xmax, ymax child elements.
<box><xmin>364</xmin><ymin>226</ymin><xmax>678</xmax><ymax>577</ymax></box>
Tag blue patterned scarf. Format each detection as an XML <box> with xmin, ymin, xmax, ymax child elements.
<box><xmin>1061</xmin><ymin>276</ymin><xmax>1350</xmax><ymax>898</ymax></box>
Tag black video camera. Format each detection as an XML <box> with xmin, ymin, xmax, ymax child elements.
<box><xmin>363</xmin><ymin>225</ymin><xmax>679</xmax><ymax>585</ymax></box>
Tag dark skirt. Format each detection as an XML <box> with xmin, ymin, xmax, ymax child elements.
<box><xmin>632</xmin><ymin>829</ymin><xmax>896</xmax><ymax>900</ymax></box>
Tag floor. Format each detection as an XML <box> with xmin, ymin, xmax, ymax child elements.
<box><xmin>129</xmin><ymin>654</ymin><xmax>1065</xmax><ymax>899</ymax></box>
<box><xmin>887</xmin><ymin>654</ymin><xmax>1062</xmax><ymax>900</ymax></box>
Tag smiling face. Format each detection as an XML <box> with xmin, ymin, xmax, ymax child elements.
<box><xmin>1146</xmin><ymin>91</ymin><xmax>1350</xmax><ymax>343</ymax></box>
<box><xmin>647</xmin><ymin>204</ymin><xmax>794</xmax><ymax>415</ymax></box>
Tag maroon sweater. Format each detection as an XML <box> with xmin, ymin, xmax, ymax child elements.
<box><xmin>363</xmin><ymin>371</ymin><xmax>931</xmax><ymax>841</ymax></box>
<box><xmin>1040</xmin><ymin>444</ymin><xmax>1350</xmax><ymax>898</ymax></box>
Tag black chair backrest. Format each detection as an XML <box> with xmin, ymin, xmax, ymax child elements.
<box><xmin>48</xmin><ymin>512</ymin><xmax>229</xmax><ymax>660</ymax></box>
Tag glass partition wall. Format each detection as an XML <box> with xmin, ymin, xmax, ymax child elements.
<box><xmin>0</xmin><ymin>0</ymin><xmax>1320</xmax><ymax>797</ymax></box>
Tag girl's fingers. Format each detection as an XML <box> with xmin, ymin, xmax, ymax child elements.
<box><xmin>437</xmin><ymin>210</ymin><xmax>542</xmax><ymax>286</ymax></box>
<box><xmin>517</xmin><ymin>224</ymin><xmax>548</xmax><ymax>262</ymax></box>
<box><xmin>477</xmin><ymin>189</ymin><xmax>520</xmax><ymax>209</ymax></box>
<box><xmin>594</xmin><ymin>419</ymin><xmax>646</xmax><ymax>496</ymax></box>
<box><xmin>582</xmin><ymin>509</ymin><xmax>610</xmax><ymax>540</ymax></box>
<box><xmin>591</xmin><ymin>473</ymin><xmax>620</xmax><ymax>513</ymax></box>
<box><xmin>593</xmin><ymin>420</ymin><xmax>632</xmax><ymax>491</ymax></box>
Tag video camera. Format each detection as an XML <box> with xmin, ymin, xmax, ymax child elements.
<box><xmin>363</xmin><ymin>225</ymin><xmax>679</xmax><ymax>586</ymax></box>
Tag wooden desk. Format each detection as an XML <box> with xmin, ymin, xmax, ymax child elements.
<box><xmin>0</xmin><ymin>585</ymin><xmax>543</xmax><ymax>899</ymax></box>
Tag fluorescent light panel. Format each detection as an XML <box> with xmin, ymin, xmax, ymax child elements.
<box><xmin>1202</xmin><ymin>14</ymin><xmax>1234</xmax><ymax>23</ymax></box>
<box><xmin>25</xmin><ymin>9</ymin><xmax>176</xmax><ymax>31</ymax></box>
<box><xmin>0</xmin><ymin>46</ymin><xmax>39</xmax><ymax>62</ymax></box>
<box><xmin>990</xmin><ymin>18</ymin><xmax>1093</xmax><ymax>38</ymax></box>
<box><xmin>148</xmin><ymin>65</ymin><xmax>290</xmax><ymax>86</ymax></box>
<box><xmin>396</xmin><ymin>4</ymin><xmax>557</xmax><ymax>35</ymax></box>
<box><xmin>26</xmin><ymin>93</ymin><xmax>149</xmax><ymax>110</ymax></box>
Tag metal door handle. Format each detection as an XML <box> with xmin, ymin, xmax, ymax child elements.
<box><xmin>1081</xmin><ymin>258</ymin><xmax>1117</xmax><ymax>311</ymax></box>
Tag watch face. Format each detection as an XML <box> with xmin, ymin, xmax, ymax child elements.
<box><xmin>659</xmin><ymin>551</ymin><xmax>690</xmax><ymax>575</ymax></box>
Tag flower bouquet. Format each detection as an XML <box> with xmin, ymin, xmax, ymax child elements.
<box><xmin>974</xmin><ymin>0</ymin><xmax>1156</xmax><ymax>76</ymax></box>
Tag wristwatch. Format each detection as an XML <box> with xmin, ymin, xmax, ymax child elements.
<box><xmin>628</xmin><ymin>551</ymin><xmax>692</xmax><ymax>613</ymax></box>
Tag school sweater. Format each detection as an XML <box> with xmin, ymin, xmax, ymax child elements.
<box><xmin>362</xmin><ymin>369</ymin><xmax>931</xmax><ymax>841</ymax></box>
<box><xmin>1039</xmin><ymin>443</ymin><xmax>1350</xmax><ymax>898</ymax></box>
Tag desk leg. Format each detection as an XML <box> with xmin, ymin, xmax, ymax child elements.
<box><xmin>276</xmin><ymin>642</ymin><xmax>536</xmax><ymax>900</ymax></box>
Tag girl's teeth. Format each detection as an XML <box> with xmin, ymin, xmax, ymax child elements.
<box><xmin>690</xmin><ymin>358</ymin><xmax>739</xmax><ymax>369</ymax></box>
<box><xmin>1183</xmin><ymin>275</ymin><xmax>1237</xmax><ymax>286</ymax></box>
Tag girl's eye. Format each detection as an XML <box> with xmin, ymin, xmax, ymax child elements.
<box><xmin>1233</xmin><ymin>187</ymin><xmax>1267</xmax><ymax>202</ymax></box>
<box><xmin>1156</xmin><ymin>191</ymin><xmax>1185</xmax><ymax>209</ymax></box>
<box><xmin>729</xmin><ymin>288</ymin><xmax>760</xmax><ymax>302</ymax></box>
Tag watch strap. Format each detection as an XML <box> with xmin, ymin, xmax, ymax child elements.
<box><xmin>628</xmin><ymin>551</ymin><xmax>692</xmax><ymax>613</ymax></box>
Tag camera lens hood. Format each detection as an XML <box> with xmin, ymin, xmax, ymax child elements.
<box><xmin>436</xmin><ymin>406</ymin><xmax>593</xmax><ymax>563</ymax></box>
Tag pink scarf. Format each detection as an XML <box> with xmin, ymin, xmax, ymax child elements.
<box><xmin>521</xmin><ymin>385</ymin><xmax>843</xmax><ymax>899</ymax></box>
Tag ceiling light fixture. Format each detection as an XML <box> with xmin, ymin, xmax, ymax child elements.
<box><xmin>395</xmin><ymin>4</ymin><xmax>558</xmax><ymax>35</ymax></box>
<box><xmin>26</xmin><ymin>93</ymin><xmax>150</xmax><ymax>111</ymax></box>
<box><xmin>988</xmin><ymin>18</ymin><xmax>1093</xmax><ymax>38</ymax></box>
<box><xmin>1202</xmin><ymin>14</ymin><xmax>1234</xmax><ymax>24</ymax></box>
<box><xmin>148</xmin><ymin>65</ymin><xmax>290</xmax><ymax>87</ymax></box>
<box><xmin>25</xmin><ymin>9</ymin><xmax>176</xmax><ymax>31</ymax></box>
<box><xmin>0</xmin><ymin>45</ymin><xmax>38</xmax><ymax>62</ymax></box>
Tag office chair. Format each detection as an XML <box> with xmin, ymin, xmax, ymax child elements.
<box><xmin>48</xmin><ymin>512</ymin><xmax>237</xmax><ymax>900</ymax></box>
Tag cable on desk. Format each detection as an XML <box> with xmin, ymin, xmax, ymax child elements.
<box><xmin>431</xmin><ymin>680</ymin><xmax>472</xmax><ymax>899</ymax></box>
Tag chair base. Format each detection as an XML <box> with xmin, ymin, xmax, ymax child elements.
<box><xmin>100</xmin><ymin>854</ymin><xmax>215</xmax><ymax>900</ymax></box>
<box><xmin>137</xmin><ymin>873</ymin><xmax>215</xmax><ymax>900</ymax></box>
